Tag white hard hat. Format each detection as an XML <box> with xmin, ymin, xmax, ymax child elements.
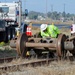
<box><xmin>40</xmin><ymin>24</ymin><xmax>47</xmax><ymax>31</ymax></box>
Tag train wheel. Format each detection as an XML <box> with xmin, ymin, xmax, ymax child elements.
<box><xmin>16</xmin><ymin>33</ymin><xmax>28</xmax><ymax>58</ymax></box>
<box><xmin>56</xmin><ymin>34</ymin><xmax>67</xmax><ymax>60</ymax></box>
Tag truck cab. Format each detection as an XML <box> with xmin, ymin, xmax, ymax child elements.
<box><xmin>0</xmin><ymin>2</ymin><xmax>19</xmax><ymax>24</ymax></box>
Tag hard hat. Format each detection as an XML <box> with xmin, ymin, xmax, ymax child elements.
<box><xmin>40</xmin><ymin>24</ymin><xmax>47</xmax><ymax>31</ymax></box>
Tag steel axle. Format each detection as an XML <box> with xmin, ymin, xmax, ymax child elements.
<box><xmin>10</xmin><ymin>33</ymin><xmax>75</xmax><ymax>58</ymax></box>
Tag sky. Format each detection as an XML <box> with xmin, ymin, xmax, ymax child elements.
<box><xmin>1</xmin><ymin>0</ymin><xmax>75</xmax><ymax>14</ymax></box>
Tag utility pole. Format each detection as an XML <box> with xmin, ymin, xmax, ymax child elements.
<box><xmin>18</xmin><ymin>0</ymin><xmax>22</xmax><ymax>27</ymax></box>
<box><xmin>24</xmin><ymin>0</ymin><xmax>26</xmax><ymax>20</ymax></box>
<box><xmin>51</xmin><ymin>4</ymin><xmax>53</xmax><ymax>12</ymax></box>
<box><xmin>46</xmin><ymin>0</ymin><xmax>47</xmax><ymax>19</ymax></box>
<box><xmin>64</xmin><ymin>4</ymin><xmax>65</xmax><ymax>21</ymax></box>
<box><xmin>51</xmin><ymin>4</ymin><xmax>53</xmax><ymax>19</ymax></box>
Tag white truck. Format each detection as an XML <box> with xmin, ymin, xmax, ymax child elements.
<box><xmin>0</xmin><ymin>1</ymin><xmax>29</xmax><ymax>42</ymax></box>
<box><xmin>0</xmin><ymin>2</ymin><xmax>19</xmax><ymax>22</ymax></box>
<box><xmin>0</xmin><ymin>2</ymin><xmax>19</xmax><ymax>42</ymax></box>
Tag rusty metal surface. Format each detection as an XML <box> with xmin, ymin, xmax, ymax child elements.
<box><xmin>56</xmin><ymin>34</ymin><xmax>67</xmax><ymax>57</ymax></box>
<box><xmin>10</xmin><ymin>39</ymin><xmax>16</xmax><ymax>48</ymax></box>
<box><xmin>10</xmin><ymin>33</ymin><xmax>67</xmax><ymax>58</ymax></box>
<box><xmin>10</xmin><ymin>36</ymin><xmax>18</xmax><ymax>48</ymax></box>
<box><xmin>28</xmin><ymin>37</ymin><xmax>42</xmax><ymax>41</ymax></box>
<box><xmin>10</xmin><ymin>33</ymin><xmax>75</xmax><ymax>59</ymax></box>
<box><xmin>28</xmin><ymin>37</ymin><xmax>56</xmax><ymax>43</ymax></box>
<box><xmin>15</xmin><ymin>33</ymin><xmax>58</xmax><ymax>57</ymax></box>
<box><xmin>26</xmin><ymin>42</ymin><xmax>56</xmax><ymax>48</ymax></box>
<box><xmin>33</xmin><ymin>47</ymin><xmax>56</xmax><ymax>51</ymax></box>
<box><xmin>64</xmin><ymin>41</ymin><xmax>74</xmax><ymax>50</ymax></box>
<box><xmin>16</xmin><ymin>33</ymin><xmax>28</xmax><ymax>57</ymax></box>
<box><xmin>0</xmin><ymin>58</ymin><xmax>57</xmax><ymax>70</ymax></box>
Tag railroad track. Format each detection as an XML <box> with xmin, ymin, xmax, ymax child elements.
<box><xmin>0</xmin><ymin>58</ymin><xmax>57</xmax><ymax>71</ymax></box>
<box><xmin>0</xmin><ymin>53</ymin><xmax>73</xmax><ymax>72</ymax></box>
<box><xmin>0</xmin><ymin>56</ymin><xmax>19</xmax><ymax>63</ymax></box>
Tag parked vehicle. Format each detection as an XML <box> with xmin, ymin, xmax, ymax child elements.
<box><xmin>0</xmin><ymin>19</ymin><xmax>18</xmax><ymax>42</ymax></box>
<box><xmin>0</xmin><ymin>1</ymin><xmax>29</xmax><ymax>42</ymax></box>
<box><xmin>0</xmin><ymin>2</ymin><xmax>19</xmax><ymax>23</ymax></box>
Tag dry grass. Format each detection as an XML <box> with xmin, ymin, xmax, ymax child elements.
<box><xmin>1</xmin><ymin>61</ymin><xmax>75</xmax><ymax>75</ymax></box>
<box><xmin>29</xmin><ymin>19</ymin><xmax>73</xmax><ymax>25</ymax></box>
<box><xmin>59</xmin><ymin>28</ymin><xmax>71</xmax><ymax>36</ymax></box>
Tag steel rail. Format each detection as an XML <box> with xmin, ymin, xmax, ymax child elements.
<box><xmin>0</xmin><ymin>58</ymin><xmax>57</xmax><ymax>70</ymax></box>
<box><xmin>0</xmin><ymin>56</ymin><xmax>19</xmax><ymax>63</ymax></box>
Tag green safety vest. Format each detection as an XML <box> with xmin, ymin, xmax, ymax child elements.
<box><xmin>41</xmin><ymin>25</ymin><xmax>60</xmax><ymax>38</ymax></box>
<box><xmin>41</xmin><ymin>30</ymin><xmax>49</xmax><ymax>38</ymax></box>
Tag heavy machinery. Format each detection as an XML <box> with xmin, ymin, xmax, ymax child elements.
<box><xmin>10</xmin><ymin>31</ymin><xmax>75</xmax><ymax>59</ymax></box>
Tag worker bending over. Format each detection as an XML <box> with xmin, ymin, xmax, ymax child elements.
<box><xmin>40</xmin><ymin>23</ymin><xmax>60</xmax><ymax>38</ymax></box>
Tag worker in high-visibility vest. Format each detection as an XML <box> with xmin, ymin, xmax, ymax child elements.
<box><xmin>40</xmin><ymin>23</ymin><xmax>60</xmax><ymax>38</ymax></box>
